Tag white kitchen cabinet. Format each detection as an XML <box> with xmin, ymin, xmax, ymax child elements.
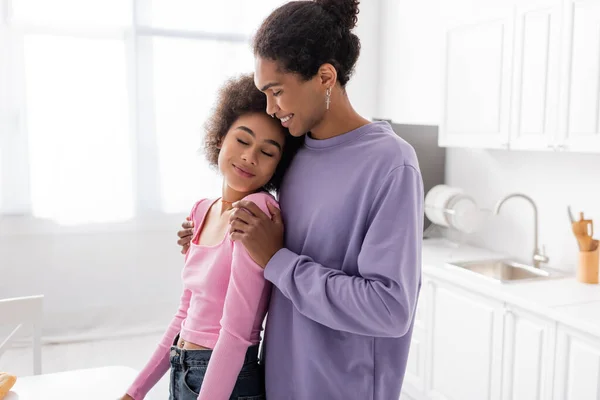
<box><xmin>403</xmin><ymin>279</ymin><xmax>430</xmax><ymax>400</ymax></box>
<box><xmin>553</xmin><ymin>325</ymin><xmax>600</xmax><ymax>400</ymax></box>
<box><xmin>509</xmin><ymin>0</ymin><xmax>563</xmax><ymax>151</ymax></box>
<box><xmin>426</xmin><ymin>280</ymin><xmax>504</xmax><ymax>400</ymax></box>
<box><xmin>556</xmin><ymin>0</ymin><xmax>600</xmax><ymax>153</ymax></box>
<box><xmin>438</xmin><ymin>3</ymin><xmax>515</xmax><ymax>149</ymax></box>
<box><xmin>501</xmin><ymin>305</ymin><xmax>556</xmax><ymax>400</ymax></box>
<box><xmin>434</xmin><ymin>0</ymin><xmax>600</xmax><ymax>153</ymax></box>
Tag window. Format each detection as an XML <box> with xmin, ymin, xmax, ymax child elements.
<box><xmin>152</xmin><ymin>37</ymin><xmax>254</xmax><ymax>213</ymax></box>
<box><xmin>0</xmin><ymin>0</ymin><xmax>285</xmax><ymax>224</ymax></box>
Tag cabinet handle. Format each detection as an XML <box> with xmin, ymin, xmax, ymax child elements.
<box><xmin>556</xmin><ymin>144</ymin><xmax>567</xmax><ymax>151</ymax></box>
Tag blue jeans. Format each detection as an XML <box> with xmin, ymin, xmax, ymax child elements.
<box><xmin>168</xmin><ymin>336</ymin><xmax>266</xmax><ymax>400</ymax></box>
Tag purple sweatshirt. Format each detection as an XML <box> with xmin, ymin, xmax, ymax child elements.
<box><xmin>263</xmin><ymin>121</ymin><xmax>424</xmax><ymax>400</ymax></box>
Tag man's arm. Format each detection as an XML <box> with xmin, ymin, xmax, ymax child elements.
<box><xmin>265</xmin><ymin>165</ymin><xmax>423</xmax><ymax>337</ymax></box>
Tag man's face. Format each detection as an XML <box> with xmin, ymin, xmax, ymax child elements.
<box><xmin>254</xmin><ymin>57</ymin><xmax>326</xmax><ymax>137</ymax></box>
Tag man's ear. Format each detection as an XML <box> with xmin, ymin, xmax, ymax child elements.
<box><xmin>318</xmin><ymin>63</ymin><xmax>338</xmax><ymax>89</ymax></box>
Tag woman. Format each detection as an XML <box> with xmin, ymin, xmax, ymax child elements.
<box><xmin>121</xmin><ymin>73</ymin><xmax>301</xmax><ymax>400</ymax></box>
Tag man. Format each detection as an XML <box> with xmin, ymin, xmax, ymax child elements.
<box><xmin>178</xmin><ymin>1</ymin><xmax>423</xmax><ymax>398</ymax></box>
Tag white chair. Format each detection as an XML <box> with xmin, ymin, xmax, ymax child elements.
<box><xmin>0</xmin><ymin>295</ymin><xmax>43</xmax><ymax>375</ymax></box>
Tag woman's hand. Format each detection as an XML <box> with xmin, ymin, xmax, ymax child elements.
<box><xmin>229</xmin><ymin>201</ymin><xmax>284</xmax><ymax>268</ymax></box>
<box><xmin>177</xmin><ymin>217</ymin><xmax>194</xmax><ymax>254</ymax></box>
<box><xmin>119</xmin><ymin>394</ymin><xmax>134</xmax><ymax>400</ymax></box>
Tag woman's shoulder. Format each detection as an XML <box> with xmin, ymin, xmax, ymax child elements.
<box><xmin>241</xmin><ymin>192</ymin><xmax>280</xmax><ymax>216</ymax></box>
<box><xmin>188</xmin><ymin>198</ymin><xmax>214</xmax><ymax>220</ymax></box>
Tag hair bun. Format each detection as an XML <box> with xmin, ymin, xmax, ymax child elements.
<box><xmin>315</xmin><ymin>0</ymin><xmax>360</xmax><ymax>30</ymax></box>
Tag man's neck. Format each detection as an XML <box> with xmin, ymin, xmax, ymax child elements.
<box><xmin>309</xmin><ymin>95</ymin><xmax>371</xmax><ymax>140</ymax></box>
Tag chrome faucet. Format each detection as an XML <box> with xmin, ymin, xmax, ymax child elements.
<box><xmin>494</xmin><ymin>193</ymin><xmax>549</xmax><ymax>268</ymax></box>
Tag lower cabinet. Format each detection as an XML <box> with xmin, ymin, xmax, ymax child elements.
<box><xmin>426</xmin><ymin>280</ymin><xmax>503</xmax><ymax>400</ymax></box>
<box><xmin>553</xmin><ymin>325</ymin><xmax>600</xmax><ymax>400</ymax></box>
<box><xmin>501</xmin><ymin>306</ymin><xmax>555</xmax><ymax>400</ymax></box>
<box><xmin>403</xmin><ymin>279</ymin><xmax>430</xmax><ymax>399</ymax></box>
<box><xmin>401</xmin><ymin>276</ymin><xmax>600</xmax><ymax>400</ymax></box>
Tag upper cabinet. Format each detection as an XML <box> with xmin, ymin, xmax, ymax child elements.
<box><xmin>440</xmin><ymin>0</ymin><xmax>600</xmax><ymax>152</ymax></box>
<box><xmin>557</xmin><ymin>0</ymin><xmax>600</xmax><ymax>153</ymax></box>
<box><xmin>509</xmin><ymin>0</ymin><xmax>562</xmax><ymax>151</ymax></box>
<box><xmin>438</xmin><ymin>2</ymin><xmax>515</xmax><ymax>149</ymax></box>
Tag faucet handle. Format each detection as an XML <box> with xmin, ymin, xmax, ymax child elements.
<box><xmin>534</xmin><ymin>245</ymin><xmax>549</xmax><ymax>264</ymax></box>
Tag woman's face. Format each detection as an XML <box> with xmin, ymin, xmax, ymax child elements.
<box><xmin>217</xmin><ymin>112</ymin><xmax>285</xmax><ymax>194</ymax></box>
<box><xmin>254</xmin><ymin>57</ymin><xmax>326</xmax><ymax>137</ymax></box>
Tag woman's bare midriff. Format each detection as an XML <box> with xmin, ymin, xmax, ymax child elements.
<box><xmin>177</xmin><ymin>337</ymin><xmax>211</xmax><ymax>351</ymax></box>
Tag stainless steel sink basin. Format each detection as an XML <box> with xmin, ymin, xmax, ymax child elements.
<box><xmin>446</xmin><ymin>259</ymin><xmax>560</xmax><ymax>283</ymax></box>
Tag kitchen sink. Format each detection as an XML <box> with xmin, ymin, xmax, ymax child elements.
<box><xmin>446</xmin><ymin>259</ymin><xmax>560</xmax><ymax>283</ymax></box>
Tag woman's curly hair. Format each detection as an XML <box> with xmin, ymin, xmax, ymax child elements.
<box><xmin>203</xmin><ymin>73</ymin><xmax>303</xmax><ymax>193</ymax></box>
<box><xmin>253</xmin><ymin>0</ymin><xmax>361</xmax><ymax>86</ymax></box>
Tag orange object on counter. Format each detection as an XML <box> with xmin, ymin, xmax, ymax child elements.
<box><xmin>578</xmin><ymin>243</ymin><xmax>599</xmax><ymax>284</ymax></box>
<box><xmin>0</xmin><ymin>372</ymin><xmax>17</xmax><ymax>400</ymax></box>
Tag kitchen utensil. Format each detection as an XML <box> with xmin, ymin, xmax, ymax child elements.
<box><xmin>573</xmin><ymin>212</ymin><xmax>593</xmax><ymax>237</ymax></box>
<box><xmin>570</xmin><ymin>211</ymin><xmax>594</xmax><ymax>251</ymax></box>
<box><xmin>577</xmin><ymin>235</ymin><xmax>595</xmax><ymax>252</ymax></box>
<box><xmin>568</xmin><ymin>205</ymin><xmax>575</xmax><ymax>223</ymax></box>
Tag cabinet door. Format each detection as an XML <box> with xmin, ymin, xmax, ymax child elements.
<box><xmin>501</xmin><ymin>306</ymin><xmax>556</xmax><ymax>400</ymax></box>
<box><xmin>404</xmin><ymin>279</ymin><xmax>428</xmax><ymax>397</ymax></box>
<box><xmin>426</xmin><ymin>281</ymin><xmax>503</xmax><ymax>400</ymax></box>
<box><xmin>439</xmin><ymin>4</ymin><xmax>514</xmax><ymax>149</ymax></box>
<box><xmin>554</xmin><ymin>325</ymin><xmax>600</xmax><ymax>399</ymax></box>
<box><xmin>557</xmin><ymin>0</ymin><xmax>600</xmax><ymax>152</ymax></box>
<box><xmin>509</xmin><ymin>0</ymin><xmax>562</xmax><ymax>151</ymax></box>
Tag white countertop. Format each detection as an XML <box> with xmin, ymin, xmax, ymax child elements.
<box><xmin>422</xmin><ymin>238</ymin><xmax>600</xmax><ymax>337</ymax></box>
<box><xmin>4</xmin><ymin>366</ymin><xmax>149</xmax><ymax>400</ymax></box>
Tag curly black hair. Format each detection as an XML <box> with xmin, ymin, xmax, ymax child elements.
<box><xmin>253</xmin><ymin>0</ymin><xmax>361</xmax><ymax>86</ymax></box>
<box><xmin>203</xmin><ymin>73</ymin><xmax>303</xmax><ymax>193</ymax></box>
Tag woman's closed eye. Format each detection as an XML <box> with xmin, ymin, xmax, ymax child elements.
<box><xmin>273</xmin><ymin>90</ymin><xmax>282</xmax><ymax>97</ymax></box>
<box><xmin>237</xmin><ymin>139</ymin><xmax>249</xmax><ymax>145</ymax></box>
<box><xmin>261</xmin><ymin>151</ymin><xmax>274</xmax><ymax>157</ymax></box>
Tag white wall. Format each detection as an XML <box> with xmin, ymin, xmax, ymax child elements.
<box><xmin>0</xmin><ymin>216</ymin><xmax>185</xmax><ymax>341</ymax></box>
<box><xmin>377</xmin><ymin>0</ymin><xmax>444</xmax><ymax>125</ymax></box>
<box><xmin>346</xmin><ymin>0</ymin><xmax>381</xmax><ymax>120</ymax></box>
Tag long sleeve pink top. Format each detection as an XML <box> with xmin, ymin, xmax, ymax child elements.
<box><xmin>126</xmin><ymin>192</ymin><xmax>275</xmax><ymax>400</ymax></box>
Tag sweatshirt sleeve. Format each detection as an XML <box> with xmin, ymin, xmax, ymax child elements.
<box><xmin>197</xmin><ymin>194</ymin><xmax>273</xmax><ymax>400</ymax></box>
<box><xmin>126</xmin><ymin>288</ymin><xmax>191</xmax><ymax>399</ymax></box>
<box><xmin>264</xmin><ymin>165</ymin><xmax>423</xmax><ymax>338</ymax></box>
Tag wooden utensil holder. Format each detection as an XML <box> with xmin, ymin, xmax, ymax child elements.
<box><xmin>578</xmin><ymin>248</ymin><xmax>599</xmax><ymax>284</ymax></box>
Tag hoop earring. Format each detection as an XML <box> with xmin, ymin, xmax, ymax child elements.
<box><xmin>325</xmin><ymin>88</ymin><xmax>332</xmax><ymax>110</ymax></box>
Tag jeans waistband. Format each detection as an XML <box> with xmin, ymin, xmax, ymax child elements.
<box><xmin>170</xmin><ymin>334</ymin><xmax>260</xmax><ymax>366</ymax></box>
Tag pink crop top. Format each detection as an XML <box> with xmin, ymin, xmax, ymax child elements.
<box><xmin>126</xmin><ymin>192</ymin><xmax>276</xmax><ymax>399</ymax></box>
